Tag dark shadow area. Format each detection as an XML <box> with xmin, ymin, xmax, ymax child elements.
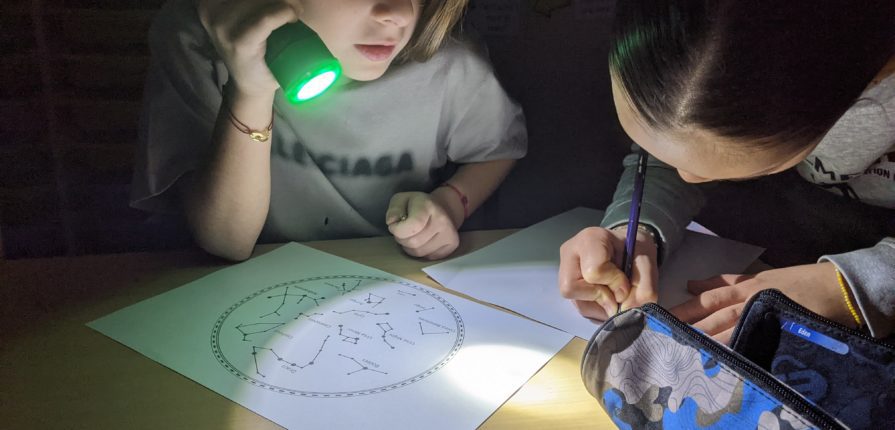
<box><xmin>696</xmin><ymin>170</ymin><xmax>895</xmax><ymax>267</ymax></box>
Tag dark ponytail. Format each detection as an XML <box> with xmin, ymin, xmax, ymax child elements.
<box><xmin>611</xmin><ymin>0</ymin><xmax>895</xmax><ymax>154</ymax></box>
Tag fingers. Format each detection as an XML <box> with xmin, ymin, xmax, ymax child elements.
<box><xmin>558</xmin><ymin>228</ymin><xmax>637</xmax><ymax>318</ymax></box>
<box><xmin>203</xmin><ymin>0</ymin><xmax>258</xmax><ymax>37</ymax></box>
<box><xmin>558</xmin><ymin>237</ymin><xmax>585</xmax><ymax>298</ymax></box>
<box><xmin>670</xmin><ymin>285</ymin><xmax>745</xmax><ymax>324</ymax></box>
<box><xmin>422</xmin><ymin>242</ymin><xmax>457</xmax><ymax>261</ymax></box>
<box><xmin>591</xmin><ymin>283</ymin><xmax>619</xmax><ymax>317</ymax></box>
<box><xmin>687</xmin><ymin>274</ymin><xmax>754</xmax><ymax>294</ymax></box>
<box><xmin>692</xmin><ymin>302</ymin><xmax>745</xmax><ymax>338</ymax></box>
<box><xmin>572</xmin><ymin>299</ymin><xmax>610</xmax><ymax>321</ymax></box>
<box><xmin>583</xmin><ymin>262</ymin><xmax>630</xmax><ymax>303</ymax></box>
<box><xmin>388</xmin><ymin>194</ymin><xmax>432</xmax><ymax>240</ymax></box>
<box><xmin>620</xmin><ymin>251</ymin><xmax>659</xmax><ymax>311</ymax></box>
<box><xmin>225</xmin><ymin>1</ymin><xmax>300</xmax><ymax>47</ymax></box>
<box><xmin>388</xmin><ymin>192</ymin><xmax>459</xmax><ymax>260</ymax></box>
<box><xmin>385</xmin><ymin>192</ymin><xmax>412</xmax><ymax>226</ymax></box>
<box><xmin>559</xmin><ymin>277</ymin><xmax>619</xmax><ymax>316</ymax></box>
<box><xmin>560</xmin><ymin>279</ymin><xmax>617</xmax><ymax>317</ymax></box>
<box><xmin>713</xmin><ymin>327</ymin><xmax>735</xmax><ymax>346</ymax></box>
<box><xmin>400</xmin><ymin>229</ymin><xmax>459</xmax><ymax>260</ymax></box>
<box><xmin>286</xmin><ymin>0</ymin><xmax>304</xmax><ymax>16</ymax></box>
<box><xmin>401</xmin><ymin>232</ymin><xmax>442</xmax><ymax>257</ymax></box>
<box><xmin>557</xmin><ymin>236</ymin><xmax>621</xmax><ymax>302</ymax></box>
<box><xmin>198</xmin><ymin>0</ymin><xmax>299</xmax><ymax>95</ymax></box>
<box><xmin>201</xmin><ymin>0</ymin><xmax>299</xmax><ymax>47</ymax></box>
<box><xmin>571</xmin><ymin>228</ymin><xmax>629</xmax><ymax>301</ymax></box>
<box><xmin>400</xmin><ymin>226</ymin><xmax>439</xmax><ymax>251</ymax></box>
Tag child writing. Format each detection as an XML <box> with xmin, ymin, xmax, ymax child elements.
<box><xmin>131</xmin><ymin>0</ymin><xmax>526</xmax><ymax>261</ymax></box>
<box><xmin>558</xmin><ymin>0</ymin><xmax>895</xmax><ymax>341</ymax></box>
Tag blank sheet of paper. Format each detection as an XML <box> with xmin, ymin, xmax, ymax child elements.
<box><xmin>424</xmin><ymin>207</ymin><xmax>765</xmax><ymax>340</ymax></box>
<box><xmin>89</xmin><ymin>243</ymin><xmax>572</xmax><ymax>430</ymax></box>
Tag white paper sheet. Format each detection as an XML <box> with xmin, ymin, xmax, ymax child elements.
<box><xmin>424</xmin><ymin>208</ymin><xmax>765</xmax><ymax>340</ymax></box>
<box><xmin>89</xmin><ymin>243</ymin><xmax>572</xmax><ymax>430</ymax></box>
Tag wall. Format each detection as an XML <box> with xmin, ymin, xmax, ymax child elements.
<box><xmin>1</xmin><ymin>0</ymin><xmax>181</xmax><ymax>258</ymax></box>
<box><xmin>467</xmin><ymin>0</ymin><xmax>627</xmax><ymax>228</ymax></box>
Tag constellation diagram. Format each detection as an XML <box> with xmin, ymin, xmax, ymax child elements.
<box><xmin>377</xmin><ymin>323</ymin><xmax>395</xmax><ymax>349</ymax></box>
<box><xmin>260</xmin><ymin>285</ymin><xmax>325</xmax><ymax>318</ymax></box>
<box><xmin>419</xmin><ymin>319</ymin><xmax>451</xmax><ymax>335</ymax></box>
<box><xmin>235</xmin><ymin>322</ymin><xmax>285</xmax><ymax>341</ymax></box>
<box><xmin>337</xmin><ymin>325</ymin><xmax>360</xmax><ymax>344</ymax></box>
<box><xmin>251</xmin><ymin>335</ymin><xmax>328</xmax><ymax>377</ymax></box>
<box><xmin>338</xmin><ymin>354</ymin><xmax>388</xmax><ymax>376</ymax></box>
<box><xmin>211</xmin><ymin>276</ymin><xmax>465</xmax><ymax>398</ymax></box>
<box><xmin>414</xmin><ymin>305</ymin><xmax>435</xmax><ymax>313</ymax></box>
<box><xmin>363</xmin><ymin>293</ymin><xmax>386</xmax><ymax>307</ymax></box>
<box><xmin>326</xmin><ymin>279</ymin><xmax>363</xmax><ymax>296</ymax></box>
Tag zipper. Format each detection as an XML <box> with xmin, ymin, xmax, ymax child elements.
<box><xmin>640</xmin><ymin>302</ymin><xmax>846</xmax><ymax>430</ymax></box>
<box><xmin>731</xmin><ymin>288</ymin><xmax>889</xmax><ymax>347</ymax></box>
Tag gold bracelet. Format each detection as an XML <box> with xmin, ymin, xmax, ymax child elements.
<box><xmin>835</xmin><ymin>268</ymin><xmax>863</xmax><ymax>327</ymax></box>
<box><xmin>226</xmin><ymin>105</ymin><xmax>273</xmax><ymax>142</ymax></box>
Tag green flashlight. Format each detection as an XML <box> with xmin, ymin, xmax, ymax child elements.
<box><xmin>265</xmin><ymin>22</ymin><xmax>341</xmax><ymax>104</ymax></box>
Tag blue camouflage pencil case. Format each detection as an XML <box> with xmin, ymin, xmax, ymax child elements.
<box><xmin>581</xmin><ymin>299</ymin><xmax>846</xmax><ymax>429</ymax></box>
<box><xmin>728</xmin><ymin>289</ymin><xmax>895</xmax><ymax>429</ymax></box>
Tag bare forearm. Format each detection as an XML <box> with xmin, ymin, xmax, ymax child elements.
<box><xmin>434</xmin><ymin>159</ymin><xmax>516</xmax><ymax>227</ymax></box>
<box><xmin>182</xmin><ymin>88</ymin><xmax>275</xmax><ymax>261</ymax></box>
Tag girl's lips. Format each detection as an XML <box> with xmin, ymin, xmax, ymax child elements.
<box><xmin>355</xmin><ymin>44</ymin><xmax>396</xmax><ymax>62</ymax></box>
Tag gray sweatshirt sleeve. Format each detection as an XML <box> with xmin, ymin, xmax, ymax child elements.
<box><xmin>819</xmin><ymin>238</ymin><xmax>895</xmax><ymax>338</ymax></box>
<box><xmin>600</xmin><ymin>147</ymin><xmax>706</xmax><ymax>264</ymax></box>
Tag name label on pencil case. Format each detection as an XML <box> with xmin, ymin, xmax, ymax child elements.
<box><xmin>781</xmin><ymin>320</ymin><xmax>849</xmax><ymax>355</ymax></box>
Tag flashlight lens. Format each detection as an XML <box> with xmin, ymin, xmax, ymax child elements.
<box><xmin>297</xmin><ymin>71</ymin><xmax>338</xmax><ymax>101</ymax></box>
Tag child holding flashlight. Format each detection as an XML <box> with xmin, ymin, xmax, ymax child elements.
<box><xmin>132</xmin><ymin>0</ymin><xmax>526</xmax><ymax>261</ymax></box>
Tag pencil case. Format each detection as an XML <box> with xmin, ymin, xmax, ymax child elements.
<box><xmin>729</xmin><ymin>289</ymin><xmax>895</xmax><ymax>429</ymax></box>
<box><xmin>581</xmin><ymin>297</ymin><xmax>846</xmax><ymax>429</ymax></box>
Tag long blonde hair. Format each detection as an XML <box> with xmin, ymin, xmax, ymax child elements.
<box><xmin>401</xmin><ymin>0</ymin><xmax>468</xmax><ymax>62</ymax></box>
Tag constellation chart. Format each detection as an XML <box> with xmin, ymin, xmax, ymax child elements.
<box><xmin>89</xmin><ymin>243</ymin><xmax>573</xmax><ymax>430</ymax></box>
<box><xmin>211</xmin><ymin>275</ymin><xmax>465</xmax><ymax>398</ymax></box>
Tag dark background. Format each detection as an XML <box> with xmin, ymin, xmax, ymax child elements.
<box><xmin>3</xmin><ymin>0</ymin><xmax>167</xmax><ymax>257</ymax></box>
<box><xmin>2</xmin><ymin>0</ymin><xmax>891</xmax><ymax>262</ymax></box>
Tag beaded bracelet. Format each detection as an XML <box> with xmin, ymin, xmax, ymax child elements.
<box><xmin>835</xmin><ymin>267</ymin><xmax>863</xmax><ymax>327</ymax></box>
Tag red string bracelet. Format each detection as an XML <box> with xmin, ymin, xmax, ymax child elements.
<box><xmin>440</xmin><ymin>182</ymin><xmax>469</xmax><ymax>219</ymax></box>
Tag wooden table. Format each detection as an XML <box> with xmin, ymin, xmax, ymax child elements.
<box><xmin>0</xmin><ymin>230</ymin><xmax>612</xmax><ymax>429</ymax></box>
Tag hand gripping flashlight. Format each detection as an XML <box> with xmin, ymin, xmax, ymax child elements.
<box><xmin>265</xmin><ymin>21</ymin><xmax>342</xmax><ymax>104</ymax></box>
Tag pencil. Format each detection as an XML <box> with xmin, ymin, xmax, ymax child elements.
<box><xmin>618</xmin><ymin>151</ymin><xmax>649</xmax><ymax>314</ymax></box>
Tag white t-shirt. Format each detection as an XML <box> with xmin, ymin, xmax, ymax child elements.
<box><xmin>132</xmin><ymin>0</ymin><xmax>527</xmax><ymax>242</ymax></box>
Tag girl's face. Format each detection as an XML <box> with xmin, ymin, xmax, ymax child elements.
<box><xmin>300</xmin><ymin>0</ymin><xmax>421</xmax><ymax>81</ymax></box>
<box><xmin>611</xmin><ymin>75</ymin><xmax>817</xmax><ymax>183</ymax></box>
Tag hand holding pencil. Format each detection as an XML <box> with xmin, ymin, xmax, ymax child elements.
<box><xmin>558</xmin><ymin>152</ymin><xmax>660</xmax><ymax>320</ymax></box>
<box><xmin>617</xmin><ymin>152</ymin><xmax>650</xmax><ymax>313</ymax></box>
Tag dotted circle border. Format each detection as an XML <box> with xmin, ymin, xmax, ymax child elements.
<box><xmin>211</xmin><ymin>275</ymin><xmax>465</xmax><ymax>397</ymax></box>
